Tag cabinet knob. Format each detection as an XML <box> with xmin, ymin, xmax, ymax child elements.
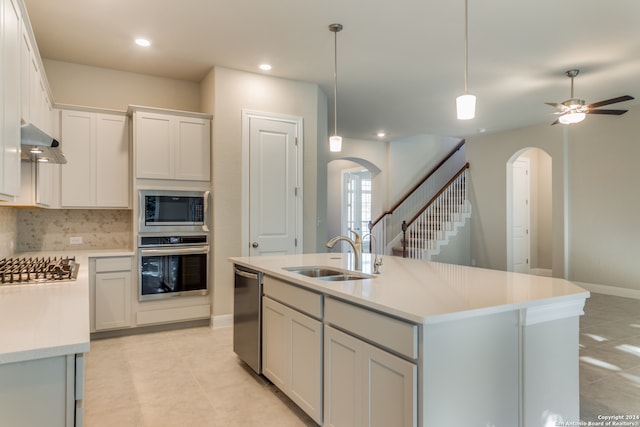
<box><xmin>252</xmin><ymin>242</ymin><xmax>259</xmax><ymax>248</ymax></box>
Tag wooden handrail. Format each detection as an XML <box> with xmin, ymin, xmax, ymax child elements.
<box><xmin>405</xmin><ymin>163</ymin><xmax>469</xmax><ymax>228</ymax></box>
<box><xmin>369</xmin><ymin>139</ymin><xmax>466</xmax><ymax>230</ymax></box>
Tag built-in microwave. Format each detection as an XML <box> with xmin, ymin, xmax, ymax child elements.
<box><xmin>139</xmin><ymin>190</ymin><xmax>209</xmax><ymax>233</ymax></box>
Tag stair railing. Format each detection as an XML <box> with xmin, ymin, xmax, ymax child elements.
<box><xmin>368</xmin><ymin>140</ymin><xmax>466</xmax><ymax>255</ymax></box>
<box><xmin>401</xmin><ymin>163</ymin><xmax>469</xmax><ymax>258</ymax></box>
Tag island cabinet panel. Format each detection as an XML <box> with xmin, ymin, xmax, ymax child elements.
<box><xmin>0</xmin><ymin>353</ymin><xmax>84</xmax><ymax>427</ymax></box>
<box><xmin>324</xmin><ymin>325</ymin><xmax>417</xmax><ymax>427</ymax></box>
<box><xmin>90</xmin><ymin>256</ymin><xmax>133</xmax><ymax>332</ymax></box>
<box><xmin>262</xmin><ymin>295</ymin><xmax>323</xmax><ymax>425</ymax></box>
<box><xmin>421</xmin><ymin>310</ymin><xmax>520</xmax><ymax>426</ymax></box>
<box><xmin>133</xmin><ymin>109</ymin><xmax>211</xmax><ymax>182</ymax></box>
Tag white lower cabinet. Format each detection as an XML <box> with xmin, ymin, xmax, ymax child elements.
<box><xmin>0</xmin><ymin>353</ymin><xmax>84</xmax><ymax>427</ymax></box>
<box><xmin>90</xmin><ymin>256</ymin><xmax>132</xmax><ymax>332</ymax></box>
<box><xmin>262</xmin><ymin>295</ymin><xmax>323</xmax><ymax>425</ymax></box>
<box><xmin>324</xmin><ymin>325</ymin><xmax>417</xmax><ymax>427</ymax></box>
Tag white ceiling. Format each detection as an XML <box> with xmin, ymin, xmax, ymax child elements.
<box><xmin>23</xmin><ymin>0</ymin><xmax>640</xmax><ymax>141</ymax></box>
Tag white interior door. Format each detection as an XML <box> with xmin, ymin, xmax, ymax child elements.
<box><xmin>246</xmin><ymin>113</ymin><xmax>301</xmax><ymax>256</ymax></box>
<box><xmin>512</xmin><ymin>158</ymin><xmax>530</xmax><ymax>273</ymax></box>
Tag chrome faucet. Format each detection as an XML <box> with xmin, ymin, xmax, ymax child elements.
<box><xmin>326</xmin><ymin>230</ymin><xmax>362</xmax><ymax>271</ymax></box>
<box><xmin>362</xmin><ymin>233</ymin><xmax>383</xmax><ymax>274</ymax></box>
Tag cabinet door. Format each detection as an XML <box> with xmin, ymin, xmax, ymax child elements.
<box><xmin>262</xmin><ymin>296</ymin><xmax>323</xmax><ymax>424</ymax></box>
<box><xmin>262</xmin><ymin>296</ymin><xmax>289</xmax><ymax>391</ymax></box>
<box><xmin>289</xmin><ymin>306</ymin><xmax>322</xmax><ymax>424</ymax></box>
<box><xmin>135</xmin><ymin>112</ymin><xmax>173</xmax><ymax>179</ymax></box>
<box><xmin>324</xmin><ymin>325</ymin><xmax>417</xmax><ymax>427</ymax></box>
<box><xmin>364</xmin><ymin>344</ymin><xmax>417</xmax><ymax>427</ymax></box>
<box><xmin>60</xmin><ymin>110</ymin><xmax>96</xmax><ymax>207</ymax></box>
<box><xmin>19</xmin><ymin>24</ymin><xmax>31</xmax><ymax>123</ymax></box>
<box><xmin>1</xmin><ymin>0</ymin><xmax>22</xmax><ymax>199</ymax></box>
<box><xmin>324</xmin><ymin>325</ymin><xmax>361</xmax><ymax>427</ymax></box>
<box><xmin>95</xmin><ymin>270</ymin><xmax>132</xmax><ymax>331</ymax></box>
<box><xmin>175</xmin><ymin>116</ymin><xmax>210</xmax><ymax>181</ymax></box>
<box><xmin>96</xmin><ymin>114</ymin><xmax>129</xmax><ymax>207</ymax></box>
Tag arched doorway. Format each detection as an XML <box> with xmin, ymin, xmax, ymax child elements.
<box><xmin>327</xmin><ymin>157</ymin><xmax>381</xmax><ymax>253</ymax></box>
<box><xmin>506</xmin><ymin>148</ymin><xmax>553</xmax><ymax>275</ymax></box>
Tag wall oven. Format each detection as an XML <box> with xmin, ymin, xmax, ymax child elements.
<box><xmin>138</xmin><ymin>235</ymin><xmax>209</xmax><ymax>301</ymax></box>
<box><xmin>139</xmin><ymin>190</ymin><xmax>209</xmax><ymax>233</ymax></box>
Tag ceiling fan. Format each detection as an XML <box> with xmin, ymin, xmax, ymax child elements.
<box><xmin>545</xmin><ymin>69</ymin><xmax>634</xmax><ymax>125</ymax></box>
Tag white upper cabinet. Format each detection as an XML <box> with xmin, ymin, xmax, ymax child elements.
<box><xmin>0</xmin><ymin>0</ymin><xmax>22</xmax><ymax>200</ymax></box>
<box><xmin>60</xmin><ymin>108</ymin><xmax>130</xmax><ymax>208</ymax></box>
<box><xmin>131</xmin><ymin>107</ymin><xmax>211</xmax><ymax>182</ymax></box>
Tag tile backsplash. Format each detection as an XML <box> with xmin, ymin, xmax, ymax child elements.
<box><xmin>17</xmin><ymin>208</ymin><xmax>132</xmax><ymax>252</ymax></box>
<box><xmin>0</xmin><ymin>207</ymin><xmax>18</xmax><ymax>258</ymax></box>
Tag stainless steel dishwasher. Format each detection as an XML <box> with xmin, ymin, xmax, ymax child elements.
<box><xmin>233</xmin><ymin>265</ymin><xmax>263</xmax><ymax>374</ymax></box>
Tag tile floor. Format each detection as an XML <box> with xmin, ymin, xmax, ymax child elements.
<box><xmin>84</xmin><ymin>293</ymin><xmax>640</xmax><ymax>426</ymax></box>
<box><xmin>579</xmin><ymin>293</ymin><xmax>640</xmax><ymax>422</ymax></box>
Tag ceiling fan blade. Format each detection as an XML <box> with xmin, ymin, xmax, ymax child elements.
<box><xmin>550</xmin><ymin>119</ymin><xmax>560</xmax><ymax>125</ymax></box>
<box><xmin>586</xmin><ymin>109</ymin><xmax>628</xmax><ymax>115</ymax></box>
<box><xmin>586</xmin><ymin>95</ymin><xmax>634</xmax><ymax>109</ymax></box>
<box><xmin>545</xmin><ymin>102</ymin><xmax>564</xmax><ymax>109</ymax></box>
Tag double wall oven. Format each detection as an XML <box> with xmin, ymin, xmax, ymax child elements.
<box><xmin>137</xmin><ymin>190</ymin><xmax>210</xmax><ymax>301</ymax></box>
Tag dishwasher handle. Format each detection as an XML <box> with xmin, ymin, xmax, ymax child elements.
<box><xmin>234</xmin><ymin>267</ymin><xmax>262</xmax><ymax>280</ymax></box>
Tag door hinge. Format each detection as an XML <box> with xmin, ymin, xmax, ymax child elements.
<box><xmin>294</xmin><ymin>187</ymin><xmax>298</xmax><ymax>197</ymax></box>
<box><xmin>295</xmin><ymin>136</ymin><xmax>298</xmax><ymax>146</ymax></box>
<box><xmin>294</xmin><ymin>238</ymin><xmax>298</xmax><ymax>247</ymax></box>
<box><xmin>526</xmin><ymin>258</ymin><xmax>529</xmax><ymax>264</ymax></box>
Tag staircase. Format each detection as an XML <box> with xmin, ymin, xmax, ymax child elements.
<box><xmin>394</xmin><ymin>168</ymin><xmax>470</xmax><ymax>261</ymax></box>
<box><xmin>368</xmin><ymin>141</ymin><xmax>470</xmax><ymax>263</ymax></box>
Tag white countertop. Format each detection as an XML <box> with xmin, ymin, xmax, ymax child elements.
<box><xmin>230</xmin><ymin>253</ymin><xmax>590</xmax><ymax>324</ymax></box>
<box><xmin>0</xmin><ymin>250</ymin><xmax>133</xmax><ymax>365</ymax></box>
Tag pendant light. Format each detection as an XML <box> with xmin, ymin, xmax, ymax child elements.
<box><xmin>329</xmin><ymin>23</ymin><xmax>343</xmax><ymax>152</ymax></box>
<box><xmin>456</xmin><ymin>0</ymin><xmax>476</xmax><ymax>120</ymax></box>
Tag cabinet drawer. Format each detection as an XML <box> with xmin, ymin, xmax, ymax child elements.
<box><xmin>263</xmin><ymin>276</ymin><xmax>323</xmax><ymax>320</ymax></box>
<box><xmin>95</xmin><ymin>256</ymin><xmax>132</xmax><ymax>273</ymax></box>
<box><xmin>325</xmin><ymin>297</ymin><xmax>418</xmax><ymax>360</ymax></box>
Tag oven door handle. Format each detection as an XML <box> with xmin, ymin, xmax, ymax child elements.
<box><xmin>140</xmin><ymin>247</ymin><xmax>209</xmax><ymax>256</ymax></box>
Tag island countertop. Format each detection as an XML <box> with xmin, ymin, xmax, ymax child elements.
<box><xmin>230</xmin><ymin>253</ymin><xmax>589</xmax><ymax>324</ymax></box>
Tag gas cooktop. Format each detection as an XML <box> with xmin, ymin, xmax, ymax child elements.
<box><xmin>0</xmin><ymin>256</ymin><xmax>79</xmax><ymax>285</ymax></box>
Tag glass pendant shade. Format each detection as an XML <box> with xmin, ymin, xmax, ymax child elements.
<box><xmin>456</xmin><ymin>94</ymin><xmax>476</xmax><ymax>120</ymax></box>
<box><xmin>329</xmin><ymin>135</ymin><xmax>342</xmax><ymax>152</ymax></box>
<box><xmin>558</xmin><ymin>112</ymin><xmax>586</xmax><ymax>125</ymax></box>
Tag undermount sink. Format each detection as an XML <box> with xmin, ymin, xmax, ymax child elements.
<box><xmin>284</xmin><ymin>266</ymin><xmax>370</xmax><ymax>281</ymax></box>
<box><xmin>316</xmin><ymin>274</ymin><xmax>367</xmax><ymax>281</ymax></box>
<box><xmin>284</xmin><ymin>267</ymin><xmax>344</xmax><ymax>277</ymax></box>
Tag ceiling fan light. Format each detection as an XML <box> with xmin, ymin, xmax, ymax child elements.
<box><xmin>456</xmin><ymin>94</ymin><xmax>476</xmax><ymax>120</ymax></box>
<box><xmin>329</xmin><ymin>135</ymin><xmax>342</xmax><ymax>152</ymax></box>
<box><xmin>559</xmin><ymin>112</ymin><xmax>586</xmax><ymax>125</ymax></box>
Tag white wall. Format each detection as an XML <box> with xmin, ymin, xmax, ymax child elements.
<box><xmin>467</xmin><ymin>105</ymin><xmax>640</xmax><ymax>293</ymax></box>
<box><xmin>466</xmin><ymin>124</ymin><xmax>566</xmax><ymax>276</ymax></box>
<box><xmin>566</xmin><ymin>107</ymin><xmax>640</xmax><ymax>292</ymax></box>
<box><xmin>43</xmin><ymin>59</ymin><xmax>201</xmax><ymax>112</ymax></box>
<box><xmin>201</xmin><ymin>66</ymin><xmax>326</xmax><ymax>317</ymax></box>
<box><xmin>388</xmin><ymin>134</ymin><xmax>461</xmax><ymax>200</ymax></box>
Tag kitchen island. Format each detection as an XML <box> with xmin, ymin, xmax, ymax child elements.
<box><xmin>230</xmin><ymin>253</ymin><xmax>589</xmax><ymax>427</ymax></box>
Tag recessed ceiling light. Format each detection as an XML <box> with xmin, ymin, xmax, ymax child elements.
<box><xmin>259</xmin><ymin>64</ymin><xmax>272</xmax><ymax>71</ymax></box>
<box><xmin>135</xmin><ymin>38</ymin><xmax>151</xmax><ymax>47</ymax></box>
<box><xmin>377</xmin><ymin>131</ymin><xmax>386</xmax><ymax>138</ymax></box>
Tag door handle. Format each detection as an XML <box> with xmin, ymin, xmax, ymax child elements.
<box><xmin>251</xmin><ymin>242</ymin><xmax>259</xmax><ymax>248</ymax></box>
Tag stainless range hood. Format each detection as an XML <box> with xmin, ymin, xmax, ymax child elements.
<box><xmin>20</xmin><ymin>123</ymin><xmax>67</xmax><ymax>164</ymax></box>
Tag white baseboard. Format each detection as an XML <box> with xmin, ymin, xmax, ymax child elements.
<box><xmin>530</xmin><ymin>268</ymin><xmax>552</xmax><ymax>277</ymax></box>
<box><xmin>574</xmin><ymin>281</ymin><xmax>640</xmax><ymax>300</ymax></box>
<box><xmin>211</xmin><ymin>314</ymin><xmax>233</xmax><ymax>329</ymax></box>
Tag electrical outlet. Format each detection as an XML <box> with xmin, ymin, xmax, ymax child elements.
<box><xmin>69</xmin><ymin>236</ymin><xmax>83</xmax><ymax>245</ymax></box>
